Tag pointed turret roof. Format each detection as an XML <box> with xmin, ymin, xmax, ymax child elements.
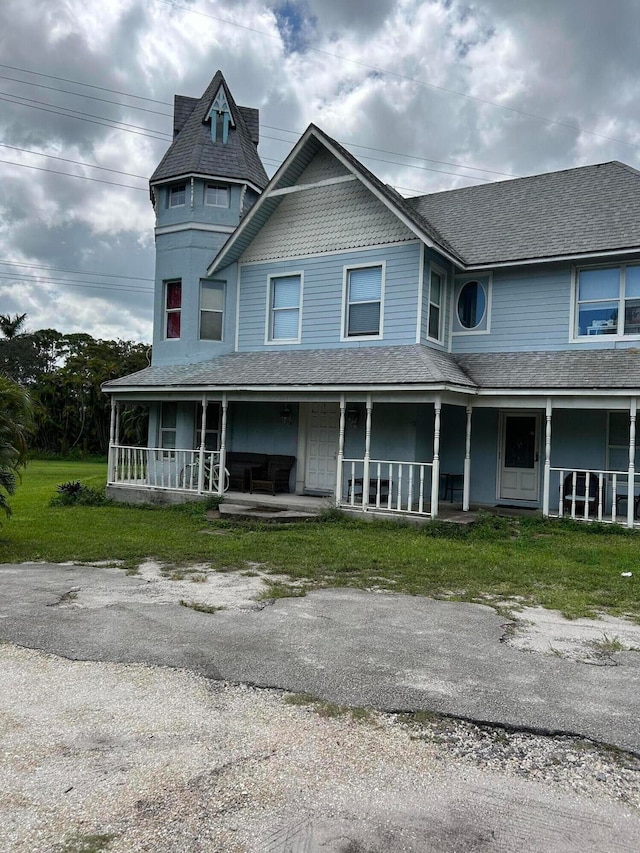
<box><xmin>150</xmin><ymin>71</ymin><xmax>268</xmax><ymax>192</ymax></box>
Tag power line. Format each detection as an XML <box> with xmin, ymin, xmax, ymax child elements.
<box><xmin>0</xmin><ymin>260</ymin><xmax>153</xmax><ymax>282</ymax></box>
<box><xmin>0</xmin><ymin>272</ymin><xmax>152</xmax><ymax>295</ymax></box>
<box><xmin>0</xmin><ymin>143</ymin><xmax>149</xmax><ymax>181</ymax></box>
<box><xmin>0</xmin><ymin>158</ymin><xmax>149</xmax><ymax>191</ymax></box>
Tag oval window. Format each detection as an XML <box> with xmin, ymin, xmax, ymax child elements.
<box><xmin>457</xmin><ymin>280</ymin><xmax>486</xmax><ymax>329</ymax></box>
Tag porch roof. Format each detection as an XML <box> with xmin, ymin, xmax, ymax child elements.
<box><xmin>455</xmin><ymin>348</ymin><xmax>640</xmax><ymax>390</ymax></box>
<box><xmin>103</xmin><ymin>344</ymin><xmax>476</xmax><ymax>392</ymax></box>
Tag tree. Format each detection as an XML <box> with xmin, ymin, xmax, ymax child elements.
<box><xmin>0</xmin><ymin>312</ymin><xmax>27</xmax><ymax>340</ymax></box>
<box><xmin>0</xmin><ymin>375</ymin><xmax>32</xmax><ymax>521</ymax></box>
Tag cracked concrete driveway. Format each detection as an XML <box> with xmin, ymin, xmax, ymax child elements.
<box><xmin>1</xmin><ymin>561</ymin><xmax>640</xmax><ymax>852</ymax></box>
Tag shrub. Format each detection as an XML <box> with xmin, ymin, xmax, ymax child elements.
<box><xmin>50</xmin><ymin>480</ymin><xmax>108</xmax><ymax>507</ymax></box>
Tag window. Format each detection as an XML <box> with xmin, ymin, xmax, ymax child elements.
<box><xmin>160</xmin><ymin>402</ymin><xmax>177</xmax><ymax>456</ymax></box>
<box><xmin>195</xmin><ymin>403</ymin><xmax>221</xmax><ymax>451</ymax></box>
<box><xmin>457</xmin><ymin>280</ymin><xmax>486</xmax><ymax>330</ymax></box>
<box><xmin>576</xmin><ymin>265</ymin><xmax>640</xmax><ymax>337</ymax></box>
<box><xmin>165</xmin><ymin>279</ymin><xmax>181</xmax><ymax>339</ymax></box>
<box><xmin>427</xmin><ymin>269</ymin><xmax>444</xmax><ymax>341</ymax></box>
<box><xmin>268</xmin><ymin>274</ymin><xmax>302</xmax><ymax>342</ymax></box>
<box><xmin>205</xmin><ymin>183</ymin><xmax>229</xmax><ymax>207</ymax></box>
<box><xmin>345</xmin><ymin>265</ymin><xmax>383</xmax><ymax>338</ymax></box>
<box><xmin>608</xmin><ymin>411</ymin><xmax>630</xmax><ymax>472</ymax></box>
<box><xmin>200</xmin><ymin>280</ymin><xmax>224</xmax><ymax>341</ymax></box>
<box><xmin>168</xmin><ymin>184</ymin><xmax>186</xmax><ymax>207</ymax></box>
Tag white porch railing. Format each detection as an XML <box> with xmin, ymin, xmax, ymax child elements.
<box><xmin>548</xmin><ymin>467</ymin><xmax>640</xmax><ymax>526</ymax></box>
<box><xmin>341</xmin><ymin>459</ymin><xmax>434</xmax><ymax>516</ymax></box>
<box><xmin>110</xmin><ymin>445</ymin><xmax>224</xmax><ymax>493</ymax></box>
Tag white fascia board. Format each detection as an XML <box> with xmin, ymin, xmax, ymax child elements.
<box><xmin>155</xmin><ymin>223</ymin><xmax>236</xmax><ymax>236</ymax></box>
<box><xmin>465</xmin><ymin>246</ymin><xmax>640</xmax><ymax>272</ymax></box>
<box><xmin>104</xmin><ymin>381</ymin><xmax>477</xmax><ymax>396</ymax></box>
<box><xmin>473</xmin><ymin>387</ymin><xmax>640</xmax><ymax>398</ymax></box>
<box><xmin>150</xmin><ymin>174</ymin><xmax>263</xmax><ymax>194</ymax></box>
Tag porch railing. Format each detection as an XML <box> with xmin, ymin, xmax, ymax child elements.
<box><xmin>341</xmin><ymin>458</ymin><xmax>434</xmax><ymax>515</ymax></box>
<box><xmin>548</xmin><ymin>467</ymin><xmax>640</xmax><ymax>526</ymax></box>
<box><xmin>110</xmin><ymin>445</ymin><xmax>222</xmax><ymax>493</ymax></box>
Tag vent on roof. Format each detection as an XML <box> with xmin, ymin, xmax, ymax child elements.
<box><xmin>205</xmin><ymin>84</ymin><xmax>235</xmax><ymax>144</ymax></box>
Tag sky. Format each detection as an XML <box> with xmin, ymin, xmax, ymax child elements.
<box><xmin>1</xmin><ymin>0</ymin><xmax>639</xmax><ymax>345</ymax></box>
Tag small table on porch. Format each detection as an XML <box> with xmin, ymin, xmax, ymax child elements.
<box><xmin>440</xmin><ymin>472</ymin><xmax>464</xmax><ymax>502</ymax></box>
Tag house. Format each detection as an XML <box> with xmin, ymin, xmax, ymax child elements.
<box><xmin>103</xmin><ymin>70</ymin><xmax>640</xmax><ymax>526</ymax></box>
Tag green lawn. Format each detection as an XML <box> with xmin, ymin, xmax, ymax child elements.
<box><xmin>1</xmin><ymin>460</ymin><xmax>639</xmax><ymax>620</ymax></box>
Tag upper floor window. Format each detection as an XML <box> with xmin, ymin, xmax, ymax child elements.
<box><xmin>344</xmin><ymin>264</ymin><xmax>383</xmax><ymax>339</ymax></box>
<box><xmin>457</xmin><ymin>280</ymin><xmax>486</xmax><ymax>330</ymax></box>
<box><xmin>168</xmin><ymin>184</ymin><xmax>186</xmax><ymax>207</ymax></box>
<box><xmin>267</xmin><ymin>274</ymin><xmax>302</xmax><ymax>342</ymax></box>
<box><xmin>576</xmin><ymin>264</ymin><xmax>640</xmax><ymax>337</ymax></box>
<box><xmin>165</xmin><ymin>279</ymin><xmax>181</xmax><ymax>339</ymax></box>
<box><xmin>427</xmin><ymin>268</ymin><xmax>444</xmax><ymax>341</ymax></box>
<box><xmin>205</xmin><ymin>183</ymin><xmax>229</xmax><ymax>207</ymax></box>
<box><xmin>200</xmin><ymin>280</ymin><xmax>224</xmax><ymax>341</ymax></box>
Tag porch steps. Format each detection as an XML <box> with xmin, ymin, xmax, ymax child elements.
<box><xmin>216</xmin><ymin>491</ymin><xmax>328</xmax><ymax>522</ymax></box>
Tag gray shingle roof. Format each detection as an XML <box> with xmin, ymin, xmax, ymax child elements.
<box><xmin>150</xmin><ymin>71</ymin><xmax>268</xmax><ymax>190</ymax></box>
<box><xmin>455</xmin><ymin>348</ymin><xmax>640</xmax><ymax>389</ymax></box>
<box><xmin>104</xmin><ymin>345</ymin><xmax>476</xmax><ymax>391</ymax></box>
<box><xmin>407</xmin><ymin>161</ymin><xmax>640</xmax><ymax>266</ymax></box>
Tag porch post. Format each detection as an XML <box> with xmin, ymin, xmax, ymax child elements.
<box><xmin>627</xmin><ymin>398</ymin><xmax>637</xmax><ymax>528</ymax></box>
<box><xmin>463</xmin><ymin>403</ymin><xmax>472</xmax><ymax>512</ymax></box>
<box><xmin>218</xmin><ymin>393</ymin><xmax>228</xmax><ymax>497</ymax></box>
<box><xmin>108</xmin><ymin>397</ymin><xmax>116</xmax><ymax>483</ymax></box>
<box><xmin>362</xmin><ymin>394</ymin><xmax>373</xmax><ymax>512</ymax></box>
<box><xmin>430</xmin><ymin>395</ymin><xmax>441</xmax><ymax>518</ymax></box>
<box><xmin>336</xmin><ymin>394</ymin><xmax>346</xmax><ymax>507</ymax></box>
<box><xmin>198</xmin><ymin>394</ymin><xmax>207</xmax><ymax>494</ymax></box>
<box><xmin>542</xmin><ymin>398</ymin><xmax>553</xmax><ymax>517</ymax></box>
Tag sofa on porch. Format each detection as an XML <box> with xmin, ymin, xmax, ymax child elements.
<box><xmin>226</xmin><ymin>452</ymin><xmax>295</xmax><ymax>494</ymax></box>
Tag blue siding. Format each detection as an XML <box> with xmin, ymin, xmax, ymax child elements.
<box><xmin>156</xmin><ymin>181</ymin><xmax>244</xmax><ymax>230</ymax></box>
<box><xmin>237</xmin><ymin>243</ymin><xmax>421</xmax><ymax>350</ymax></box>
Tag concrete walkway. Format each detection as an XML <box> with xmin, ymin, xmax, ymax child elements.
<box><xmin>1</xmin><ymin>562</ymin><xmax>639</xmax><ymax>754</ymax></box>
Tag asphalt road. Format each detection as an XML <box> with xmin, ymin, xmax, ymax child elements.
<box><xmin>1</xmin><ymin>562</ymin><xmax>639</xmax><ymax>754</ymax></box>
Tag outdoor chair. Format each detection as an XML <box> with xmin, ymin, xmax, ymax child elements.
<box><xmin>562</xmin><ymin>472</ymin><xmax>598</xmax><ymax>517</ymax></box>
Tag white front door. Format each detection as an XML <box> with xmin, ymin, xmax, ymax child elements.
<box><xmin>305</xmin><ymin>402</ymin><xmax>339</xmax><ymax>493</ymax></box>
<box><xmin>498</xmin><ymin>413</ymin><xmax>541</xmax><ymax>502</ymax></box>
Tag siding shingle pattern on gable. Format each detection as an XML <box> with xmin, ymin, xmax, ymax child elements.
<box><xmin>241</xmin><ymin>179</ymin><xmax>416</xmax><ymax>263</ymax></box>
<box><xmin>151</xmin><ymin>71</ymin><xmax>268</xmax><ymax>190</ymax></box>
<box><xmin>455</xmin><ymin>348</ymin><xmax>640</xmax><ymax>389</ymax></box>
<box><xmin>407</xmin><ymin>161</ymin><xmax>640</xmax><ymax>265</ymax></box>
<box><xmin>105</xmin><ymin>345</ymin><xmax>475</xmax><ymax>390</ymax></box>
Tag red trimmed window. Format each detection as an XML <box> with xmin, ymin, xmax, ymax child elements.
<box><xmin>165</xmin><ymin>279</ymin><xmax>182</xmax><ymax>339</ymax></box>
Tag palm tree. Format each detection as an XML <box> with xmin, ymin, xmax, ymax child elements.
<box><xmin>0</xmin><ymin>375</ymin><xmax>32</xmax><ymax>520</ymax></box>
<box><xmin>0</xmin><ymin>312</ymin><xmax>27</xmax><ymax>340</ymax></box>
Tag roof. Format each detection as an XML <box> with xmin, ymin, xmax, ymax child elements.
<box><xmin>407</xmin><ymin>161</ymin><xmax>640</xmax><ymax>266</ymax></box>
<box><xmin>103</xmin><ymin>345</ymin><xmax>476</xmax><ymax>391</ymax></box>
<box><xmin>150</xmin><ymin>71</ymin><xmax>268</xmax><ymax>191</ymax></box>
<box><xmin>455</xmin><ymin>348</ymin><xmax>640</xmax><ymax>389</ymax></box>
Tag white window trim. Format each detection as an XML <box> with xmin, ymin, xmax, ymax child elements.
<box><xmin>570</xmin><ymin>262</ymin><xmax>640</xmax><ymax>343</ymax></box>
<box><xmin>204</xmin><ymin>183</ymin><xmax>230</xmax><ymax>208</ymax></box>
<box><xmin>452</xmin><ymin>274</ymin><xmax>493</xmax><ymax>336</ymax></box>
<box><xmin>168</xmin><ymin>184</ymin><xmax>186</xmax><ymax>208</ymax></box>
<box><xmin>163</xmin><ymin>279</ymin><xmax>182</xmax><ymax>341</ymax></box>
<box><xmin>426</xmin><ymin>262</ymin><xmax>447</xmax><ymax>344</ymax></box>
<box><xmin>340</xmin><ymin>261</ymin><xmax>386</xmax><ymax>342</ymax></box>
<box><xmin>199</xmin><ymin>280</ymin><xmax>225</xmax><ymax>342</ymax></box>
<box><xmin>415</xmin><ymin>248</ymin><xmax>426</xmax><ymax>344</ymax></box>
<box><xmin>264</xmin><ymin>272</ymin><xmax>304</xmax><ymax>345</ymax></box>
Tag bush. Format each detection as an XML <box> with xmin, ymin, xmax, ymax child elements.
<box><xmin>50</xmin><ymin>480</ymin><xmax>108</xmax><ymax>507</ymax></box>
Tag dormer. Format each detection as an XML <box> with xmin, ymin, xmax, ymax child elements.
<box><xmin>205</xmin><ymin>85</ymin><xmax>234</xmax><ymax>144</ymax></box>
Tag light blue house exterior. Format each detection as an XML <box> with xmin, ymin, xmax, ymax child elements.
<box><xmin>104</xmin><ymin>72</ymin><xmax>640</xmax><ymax>526</ymax></box>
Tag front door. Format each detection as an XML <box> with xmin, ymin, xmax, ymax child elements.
<box><xmin>498</xmin><ymin>413</ymin><xmax>540</xmax><ymax>502</ymax></box>
<box><xmin>305</xmin><ymin>402</ymin><xmax>339</xmax><ymax>493</ymax></box>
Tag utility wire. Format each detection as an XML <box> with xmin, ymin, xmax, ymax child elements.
<box><xmin>0</xmin><ymin>158</ymin><xmax>149</xmax><ymax>190</ymax></box>
<box><xmin>0</xmin><ymin>143</ymin><xmax>148</xmax><ymax>181</ymax></box>
<box><xmin>0</xmin><ymin>272</ymin><xmax>152</xmax><ymax>294</ymax></box>
<box><xmin>0</xmin><ymin>260</ymin><xmax>154</xmax><ymax>282</ymax></box>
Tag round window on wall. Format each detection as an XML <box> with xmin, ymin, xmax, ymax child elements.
<box><xmin>457</xmin><ymin>280</ymin><xmax>486</xmax><ymax>329</ymax></box>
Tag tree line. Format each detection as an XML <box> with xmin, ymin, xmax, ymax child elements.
<box><xmin>0</xmin><ymin>313</ymin><xmax>150</xmax><ymax>456</ymax></box>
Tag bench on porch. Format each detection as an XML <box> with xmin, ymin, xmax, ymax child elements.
<box><xmin>226</xmin><ymin>452</ymin><xmax>296</xmax><ymax>494</ymax></box>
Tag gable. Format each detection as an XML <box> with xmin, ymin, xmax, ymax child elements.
<box><xmin>240</xmin><ymin>154</ymin><xmax>415</xmax><ymax>264</ymax></box>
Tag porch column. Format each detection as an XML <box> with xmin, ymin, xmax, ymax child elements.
<box><xmin>335</xmin><ymin>394</ymin><xmax>346</xmax><ymax>507</ymax></box>
<box><xmin>362</xmin><ymin>394</ymin><xmax>373</xmax><ymax>512</ymax></box>
<box><xmin>108</xmin><ymin>397</ymin><xmax>116</xmax><ymax>483</ymax></box>
<box><xmin>430</xmin><ymin>395</ymin><xmax>441</xmax><ymax>518</ymax></box>
<box><xmin>627</xmin><ymin>398</ymin><xmax>637</xmax><ymax>528</ymax></box>
<box><xmin>218</xmin><ymin>394</ymin><xmax>228</xmax><ymax>497</ymax></box>
<box><xmin>463</xmin><ymin>403</ymin><xmax>472</xmax><ymax>512</ymax></box>
<box><xmin>542</xmin><ymin>398</ymin><xmax>553</xmax><ymax>517</ymax></box>
<box><xmin>198</xmin><ymin>394</ymin><xmax>207</xmax><ymax>494</ymax></box>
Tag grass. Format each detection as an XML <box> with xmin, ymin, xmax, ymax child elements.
<box><xmin>1</xmin><ymin>460</ymin><xmax>639</xmax><ymax>620</ymax></box>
